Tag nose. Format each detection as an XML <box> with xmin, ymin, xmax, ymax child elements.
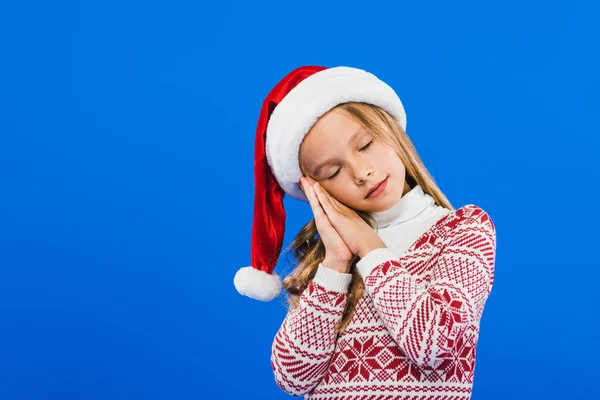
<box><xmin>352</xmin><ymin>159</ymin><xmax>373</xmax><ymax>183</ymax></box>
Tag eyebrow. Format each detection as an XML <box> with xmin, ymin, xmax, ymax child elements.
<box><xmin>312</xmin><ymin>127</ymin><xmax>365</xmax><ymax>177</ymax></box>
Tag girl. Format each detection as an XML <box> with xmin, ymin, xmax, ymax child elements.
<box><xmin>234</xmin><ymin>66</ymin><xmax>497</xmax><ymax>399</ymax></box>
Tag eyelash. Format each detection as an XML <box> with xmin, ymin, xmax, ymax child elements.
<box><xmin>327</xmin><ymin>141</ymin><xmax>373</xmax><ymax>180</ymax></box>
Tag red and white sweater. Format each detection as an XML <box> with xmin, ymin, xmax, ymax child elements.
<box><xmin>271</xmin><ymin>186</ymin><xmax>497</xmax><ymax>399</ymax></box>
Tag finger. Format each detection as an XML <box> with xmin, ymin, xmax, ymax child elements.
<box><xmin>310</xmin><ymin>185</ymin><xmax>328</xmax><ymax>219</ymax></box>
<box><xmin>309</xmin><ymin>179</ymin><xmax>335</xmax><ymax>205</ymax></box>
<box><xmin>318</xmin><ymin>184</ymin><xmax>345</xmax><ymax>212</ymax></box>
<box><xmin>314</xmin><ymin>182</ymin><xmax>349</xmax><ymax>215</ymax></box>
<box><xmin>303</xmin><ymin>178</ymin><xmax>337</xmax><ymax>232</ymax></box>
<box><xmin>307</xmin><ymin>185</ymin><xmax>333</xmax><ymax>232</ymax></box>
<box><xmin>313</xmin><ymin>183</ymin><xmax>335</xmax><ymax>217</ymax></box>
<box><xmin>305</xmin><ymin>179</ymin><xmax>318</xmax><ymax>207</ymax></box>
<box><xmin>303</xmin><ymin>180</ymin><xmax>320</xmax><ymax>213</ymax></box>
<box><xmin>302</xmin><ymin>178</ymin><xmax>317</xmax><ymax>206</ymax></box>
<box><xmin>299</xmin><ymin>177</ymin><xmax>308</xmax><ymax>196</ymax></box>
<box><xmin>305</xmin><ymin>176</ymin><xmax>318</xmax><ymax>187</ymax></box>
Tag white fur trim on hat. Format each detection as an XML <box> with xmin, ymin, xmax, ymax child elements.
<box><xmin>265</xmin><ymin>66</ymin><xmax>407</xmax><ymax>202</ymax></box>
<box><xmin>233</xmin><ymin>266</ymin><xmax>283</xmax><ymax>302</ymax></box>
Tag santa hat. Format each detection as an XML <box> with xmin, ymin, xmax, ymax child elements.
<box><xmin>233</xmin><ymin>66</ymin><xmax>407</xmax><ymax>301</ymax></box>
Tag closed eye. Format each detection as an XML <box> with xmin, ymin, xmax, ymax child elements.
<box><xmin>361</xmin><ymin>140</ymin><xmax>373</xmax><ymax>151</ymax></box>
<box><xmin>327</xmin><ymin>141</ymin><xmax>373</xmax><ymax>180</ymax></box>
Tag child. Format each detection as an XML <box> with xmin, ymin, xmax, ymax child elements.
<box><xmin>234</xmin><ymin>66</ymin><xmax>497</xmax><ymax>399</ymax></box>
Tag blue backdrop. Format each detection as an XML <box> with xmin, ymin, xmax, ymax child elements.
<box><xmin>1</xmin><ymin>0</ymin><xmax>598</xmax><ymax>399</ymax></box>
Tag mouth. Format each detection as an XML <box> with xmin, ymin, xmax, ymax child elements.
<box><xmin>365</xmin><ymin>177</ymin><xmax>389</xmax><ymax>199</ymax></box>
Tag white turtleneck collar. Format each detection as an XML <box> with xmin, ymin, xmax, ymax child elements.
<box><xmin>355</xmin><ymin>183</ymin><xmax>453</xmax><ymax>273</ymax></box>
<box><xmin>356</xmin><ymin>184</ymin><xmax>454</xmax><ymax>282</ymax></box>
<box><xmin>371</xmin><ymin>184</ymin><xmax>436</xmax><ymax>230</ymax></box>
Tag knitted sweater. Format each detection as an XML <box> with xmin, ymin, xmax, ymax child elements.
<box><xmin>271</xmin><ymin>185</ymin><xmax>497</xmax><ymax>399</ymax></box>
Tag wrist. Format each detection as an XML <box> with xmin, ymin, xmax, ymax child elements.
<box><xmin>322</xmin><ymin>257</ymin><xmax>351</xmax><ymax>274</ymax></box>
<box><xmin>358</xmin><ymin>236</ymin><xmax>387</xmax><ymax>259</ymax></box>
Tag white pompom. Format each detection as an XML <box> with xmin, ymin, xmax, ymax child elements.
<box><xmin>234</xmin><ymin>266</ymin><xmax>283</xmax><ymax>302</ymax></box>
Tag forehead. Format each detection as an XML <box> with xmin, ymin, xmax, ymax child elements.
<box><xmin>309</xmin><ymin>110</ymin><xmax>359</xmax><ymax>139</ymax></box>
<box><xmin>299</xmin><ymin>111</ymin><xmax>366</xmax><ymax>173</ymax></box>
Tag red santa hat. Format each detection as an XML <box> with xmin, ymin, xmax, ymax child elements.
<box><xmin>233</xmin><ymin>65</ymin><xmax>407</xmax><ymax>301</ymax></box>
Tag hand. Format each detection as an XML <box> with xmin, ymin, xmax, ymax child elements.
<box><xmin>305</xmin><ymin>176</ymin><xmax>386</xmax><ymax>259</ymax></box>
<box><xmin>300</xmin><ymin>176</ymin><xmax>354</xmax><ymax>271</ymax></box>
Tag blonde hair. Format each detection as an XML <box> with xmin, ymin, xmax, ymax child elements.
<box><xmin>278</xmin><ymin>102</ymin><xmax>454</xmax><ymax>334</ymax></box>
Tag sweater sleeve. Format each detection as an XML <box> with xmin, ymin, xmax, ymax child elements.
<box><xmin>356</xmin><ymin>208</ymin><xmax>496</xmax><ymax>368</ymax></box>
<box><xmin>270</xmin><ymin>264</ymin><xmax>352</xmax><ymax>396</ymax></box>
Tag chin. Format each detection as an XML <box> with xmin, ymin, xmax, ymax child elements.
<box><xmin>382</xmin><ymin>178</ymin><xmax>404</xmax><ymax>204</ymax></box>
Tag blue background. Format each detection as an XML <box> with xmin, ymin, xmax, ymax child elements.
<box><xmin>1</xmin><ymin>0</ymin><xmax>598</xmax><ymax>399</ymax></box>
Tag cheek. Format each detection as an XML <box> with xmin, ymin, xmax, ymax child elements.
<box><xmin>326</xmin><ymin>186</ymin><xmax>351</xmax><ymax>204</ymax></box>
<box><xmin>383</xmin><ymin>150</ymin><xmax>404</xmax><ymax>170</ymax></box>
<box><xmin>372</xmin><ymin>148</ymin><xmax>396</xmax><ymax>170</ymax></box>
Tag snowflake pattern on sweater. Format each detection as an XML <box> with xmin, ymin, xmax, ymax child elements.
<box><xmin>271</xmin><ymin>204</ymin><xmax>496</xmax><ymax>399</ymax></box>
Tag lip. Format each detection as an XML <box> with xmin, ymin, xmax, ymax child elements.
<box><xmin>366</xmin><ymin>177</ymin><xmax>388</xmax><ymax>199</ymax></box>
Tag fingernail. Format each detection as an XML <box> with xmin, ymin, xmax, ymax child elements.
<box><xmin>314</xmin><ymin>182</ymin><xmax>320</xmax><ymax>189</ymax></box>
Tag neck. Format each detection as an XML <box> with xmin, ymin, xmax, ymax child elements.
<box><xmin>371</xmin><ymin>184</ymin><xmax>435</xmax><ymax>229</ymax></box>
